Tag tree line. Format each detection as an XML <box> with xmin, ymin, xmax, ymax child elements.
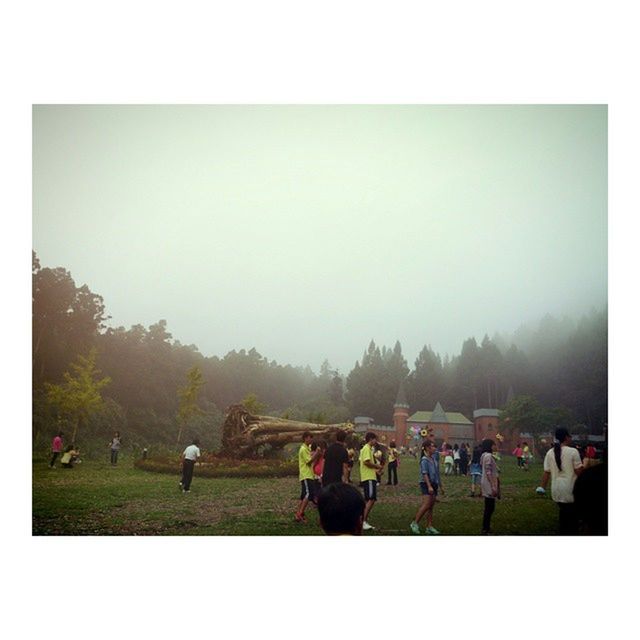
<box><xmin>32</xmin><ymin>252</ymin><xmax>607</xmax><ymax>451</ymax></box>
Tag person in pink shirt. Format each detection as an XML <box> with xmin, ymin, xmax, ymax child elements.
<box><xmin>50</xmin><ymin>431</ymin><xmax>64</xmax><ymax>468</ymax></box>
<box><xmin>512</xmin><ymin>443</ymin><xmax>523</xmax><ymax>468</ymax></box>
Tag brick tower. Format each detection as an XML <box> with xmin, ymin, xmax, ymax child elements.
<box><xmin>393</xmin><ymin>382</ymin><xmax>410</xmax><ymax>446</ymax></box>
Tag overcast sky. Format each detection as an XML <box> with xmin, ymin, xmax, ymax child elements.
<box><xmin>33</xmin><ymin>105</ymin><xmax>607</xmax><ymax>373</ymax></box>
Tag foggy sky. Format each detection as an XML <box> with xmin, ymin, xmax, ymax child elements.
<box><xmin>32</xmin><ymin>105</ymin><xmax>607</xmax><ymax>373</ymax></box>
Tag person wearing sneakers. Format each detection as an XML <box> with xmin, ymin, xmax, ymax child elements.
<box><xmin>410</xmin><ymin>439</ymin><xmax>444</xmax><ymax>535</ymax></box>
<box><xmin>359</xmin><ymin>432</ymin><xmax>384</xmax><ymax>531</ymax></box>
<box><xmin>295</xmin><ymin>431</ymin><xmax>321</xmax><ymax>523</ymax></box>
<box><xmin>180</xmin><ymin>437</ymin><xmax>201</xmax><ymax>493</ymax></box>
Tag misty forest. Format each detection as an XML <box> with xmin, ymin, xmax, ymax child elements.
<box><xmin>32</xmin><ymin>251</ymin><xmax>607</xmax><ymax>454</ymax></box>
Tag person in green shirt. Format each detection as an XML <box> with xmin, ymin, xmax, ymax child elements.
<box><xmin>359</xmin><ymin>432</ymin><xmax>384</xmax><ymax>531</ymax></box>
<box><xmin>295</xmin><ymin>431</ymin><xmax>322</xmax><ymax>523</ymax></box>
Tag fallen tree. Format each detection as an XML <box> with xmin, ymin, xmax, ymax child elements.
<box><xmin>221</xmin><ymin>404</ymin><xmax>354</xmax><ymax>457</ymax></box>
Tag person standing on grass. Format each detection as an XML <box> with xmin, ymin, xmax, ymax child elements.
<box><xmin>50</xmin><ymin>431</ymin><xmax>63</xmax><ymax>468</ymax></box>
<box><xmin>453</xmin><ymin>443</ymin><xmax>461</xmax><ymax>475</ymax></box>
<box><xmin>317</xmin><ymin>482</ymin><xmax>365</xmax><ymax>535</ymax></box>
<box><xmin>322</xmin><ymin>430</ymin><xmax>350</xmax><ymax>486</ymax></box>
<box><xmin>480</xmin><ymin>439</ymin><xmax>499</xmax><ymax>534</ymax></box>
<box><xmin>444</xmin><ymin>446</ymin><xmax>454</xmax><ymax>476</ymax></box>
<box><xmin>346</xmin><ymin>444</ymin><xmax>355</xmax><ymax>483</ymax></box>
<box><xmin>469</xmin><ymin>445</ymin><xmax>482</xmax><ymax>496</ymax></box>
<box><xmin>459</xmin><ymin>442</ymin><xmax>469</xmax><ymax>476</ymax></box>
<box><xmin>537</xmin><ymin>427</ymin><xmax>584</xmax><ymax>535</ymax></box>
<box><xmin>109</xmin><ymin>431</ymin><xmax>122</xmax><ymax>466</ymax></box>
<box><xmin>180</xmin><ymin>437</ymin><xmax>201</xmax><ymax>493</ymax></box>
<box><xmin>386</xmin><ymin>440</ymin><xmax>399</xmax><ymax>486</ymax></box>
<box><xmin>312</xmin><ymin>441</ymin><xmax>327</xmax><ymax>493</ymax></box>
<box><xmin>295</xmin><ymin>431</ymin><xmax>321</xmax><ymax>523</ymax></box>
<box><xmin>410</xmin><ymin>439</ymin><xmax>444</xmax><ymax>535</ymax></box>
<box><xmin>512</xmin><ymin>443</ymin><xmax>523</xmax><ymax>468</ymax></box>
<box><xmin>359</xmin><ymin>432</ymin><xmax>384</xmax><ymax>531</ymax></box>
<box><xmin>522</xmin><ymin>441</ymin><xmax>531</xmax><ymax>470</ymax></box>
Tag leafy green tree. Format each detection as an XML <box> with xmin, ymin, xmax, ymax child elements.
<box><xmin>45</xmin><ymin>348</ymin><xmax>111</xmax><ymax>442</ymax></box>
<box><xmin>241</xmin><ymin>392</ymin><xmax>267</xmax><ymax>415</ymax></box>
<box><xmin>176</xmin><ymin>366</ymin><xmax>205</xmax><ymax>445</ymax></box>
<box><xmin>499</xmin><ymin>395</ymin><xmax>547</xmax><ymax>442</ymax></box>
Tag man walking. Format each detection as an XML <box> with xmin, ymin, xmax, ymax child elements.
<box><xmin>359</xmin><ymin>432</ymin><xmax>384</xmax><ymax>531</ymax></box>
<box><xmin>180</xmin><ymin>437</ymin><xmax>201</xmax><ymax>493</ymax></box>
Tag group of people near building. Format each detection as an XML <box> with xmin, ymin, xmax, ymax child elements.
<box><xmin>296</xmin><ymin>426</ymin><xmax>604</xmax><ymax>536</ymax></box>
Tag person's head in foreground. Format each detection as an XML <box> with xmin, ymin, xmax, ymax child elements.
<box><xmin>192</xmin><ymin>437</ymin><xmax>200</xmax><ymax>447</ymax></box>
<box><xmin>421</xmin><ymin>439</ymin><xmax>435</xmax><ymax>457</ymax></box>
<box><xmin>302</xmin><ymin>431</ymin><xmax>313</xmax><ymax>446</ymax></box>
<box><xmin>318</xmin><ymin>483</ymin><xmax>365</xmax><ymax>535</ymax></box>
<box><xmin>553</xmin><ymin>427</ymin><xmax>572</xmax><ymax>469</ymax></box>
<box><xmin>335</xmin><ymin>429</ymin><xmax>347</xmax><ymax>443</ymax></box>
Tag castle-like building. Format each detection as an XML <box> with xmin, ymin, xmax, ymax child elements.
<box><xmin>354</xmin><ymin>384</ymin><xmax>521</xmax><ymax>449</ymax></box>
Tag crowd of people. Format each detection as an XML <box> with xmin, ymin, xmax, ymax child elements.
<box><xmin>296</xmin><ymin>427</ymin><xmax>605</xmax><ymax>536</ymax></box>
<box><xmin>47</xmin><ymin>423</ymin><xmax>606</xmax><ymax>536</ymax></box>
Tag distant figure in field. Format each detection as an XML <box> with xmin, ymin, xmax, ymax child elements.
<box><xmin>295</xmin><ymin>431</ymin><xmax>321</xmax><ymax>523</ymax></box>
<box><xmin>453</xmin><ymin>443</ymin><xmax>461</xmax><ymax>475</ymax></box>
<box><xmin>410</xmin><ymin>439</ymin><xmax>444</xmax><ymax>535</ymax></box>
<box><xmin>317</xmin><ymin>483</ymin><xmax>365</xmax><ymax>535</ymax></box>
<box><xmin>444</xmin><ymin>445</ymin><xmax>454</xmax><ymax>476</ymax></box>
<box><xmin>359</xmin><ymin>432</ymin><xmax>384</xmax><ymax>531</ymax></box>
<box><xmin>322</xmin><ymin>430</ymin><xmax>350</xmax><ymax>486</ymax></box>
<box><xmin>469</xmin><ymin>445</ymin><xmax>482</xmax><ymax>497</ymax></box>
<box><xmin>522</xmin><ymin>442</ymin><xmax>531</xmax><ymax>470</ymax></box>
<box><xmin>60</xmin><ymin>444</ymin><xmax>80</xmax><ymax>468</ymax></box>
<box><xmin>458</xmin><ymin>442</ymin><xmax>469</xmax><ymax>476</ymax></box>
<box><xmin>109</xmin><ymin>431</ymin><xmax>122</xmax><ymax>466</ymax></box>
<box><xmin>386</xmin><ymin>440</ymin><xmax>399</xmax><ymax>486</ymax></box>
<box><xmin>50</xmin><ymin>431</ymin><xmax>64</xmax><ymax>468</ymax></box>
<box><xmin>512</xmin><ymin>443</ymin><xmax>523</xmax><ymax>468</ymax></box>
<box><xmin>537</xmin><ymin>427</ymin><xmax>583</xmax><ymax>535</ymax></box>
<box><xmin>480</xmin><ymin>439</ymin><xmax>499</xmax><ymax>534</ymax></box>
<box><xmin>180</xmin><ymin>437</ymin><xmax>201</xmax><ymax>493</ymax></box>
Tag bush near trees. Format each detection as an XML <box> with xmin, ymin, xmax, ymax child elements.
<box><xmin>32</xmin><ymin>252</ymin><xmax>608</xmax><ymax>454</ymax></box>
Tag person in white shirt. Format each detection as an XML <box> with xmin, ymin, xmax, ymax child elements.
<box><xmin>180</xmin><ymin>438</ymin><xmax>201</xmax><ymax>493</ymax></box>
<box><xmin>537</xmin><ymin>427</ymin><xmax>584</xmax><ymax>534</ymax></box>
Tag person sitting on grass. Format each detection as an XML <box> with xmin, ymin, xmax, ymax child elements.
<box><xmin>180</xmin><ymin>437</ymin><xmax>201</xmax><ymax>493</ymax></box>
<box><xmin>317</xmin><ymin>482</ymin><xmax>365</xmax><ymax>535</ymax></box>
<box><xmin>410</xmin><ymin>439</ymin><xmax>444</xmax><ymax>535</ymax></box>
<box><xmin>60</xmin><ymin>444</ymin><xmax>80</xmax><ymax>468</ymax></box>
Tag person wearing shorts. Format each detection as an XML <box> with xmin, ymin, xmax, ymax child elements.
<box><xmin>470</xmin><ymin>444</ymin><xmax>482</xmax><ymax>497</ymax></box>
<box><xmin>359</xmin><ymin>432</ymin><xmax>383</xmax><ymax>531</ymax></box>
<box><xmin>409</xmin><ymin>439</ymin><xmax>444</xmax><ymax>534</ymax></box>
<box><xmin>295</xmin><ymin>431</ymin><xmax>320</xmax><ymax>523</ymax></box>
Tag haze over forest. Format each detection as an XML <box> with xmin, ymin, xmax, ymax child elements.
<box><xmin>33</xmin><ymin>105</ymin><xmax>607</xmax><ymax>374</ymax></box>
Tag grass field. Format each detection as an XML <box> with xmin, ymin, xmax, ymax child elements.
<box><xmin>32</xmin><ymin>454</ymin><xmax>559</xmax><ymax>535</ymax></box>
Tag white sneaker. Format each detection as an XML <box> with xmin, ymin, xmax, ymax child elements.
<box><xmin>362</xmin><ymin>521</ymin><xmax>374</xmax><ymax>530</ymax></box>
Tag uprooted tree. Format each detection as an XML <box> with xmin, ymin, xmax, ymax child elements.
<box><xmin>221</xmin><ymin>404</ymin><xmax>353</xmax><ymax>457</ymax></box>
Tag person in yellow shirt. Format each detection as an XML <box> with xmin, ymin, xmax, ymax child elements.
<box><xmin>386</xmin><ymin>440</ymin><xmax>399</xmax><ymax>486</ymax></box>
<box><xmin>295</xmin><ymin>431</ymin><xmax>321</xmax><ymax>523</ymax></box>
<box><xmin>359</xmin><ymin>432</ymin><xmax>384</xmax><ymax>530</ymax></box>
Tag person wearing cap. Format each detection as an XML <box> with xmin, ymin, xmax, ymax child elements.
<box><xmin>537</xmin><ymin>427</ymin><xmax>584</xmax><ymax>534</ymax></box>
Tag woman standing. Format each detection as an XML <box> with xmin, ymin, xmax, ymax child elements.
<box><xmin>469</xmin><ymin>445</ymin><xmax>482</xmax><ymax>497</ymax></box>
<box><xmin>409</xmin><ymin>439</ymin><xmax>444</xmax><ymax>535</ymax></box>
<box><xmin>537</xmin><ymin>427</ymin><xmax>584</xmax><ymax>534</ymax></box>
<box><xmin>109</xmin><ymin>431</ymin><xmax>122</xmax><ymax>466</ymax></box>
<box><xmin>480</xmin><ymin>439</ymin><xmax>499</xmax><ymax>534</ymax></box>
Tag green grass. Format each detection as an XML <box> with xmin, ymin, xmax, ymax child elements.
<box><xmin>32</xmin><ymin>455</ymin><xmax>559</xmax><ymax>535</ymax></box>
